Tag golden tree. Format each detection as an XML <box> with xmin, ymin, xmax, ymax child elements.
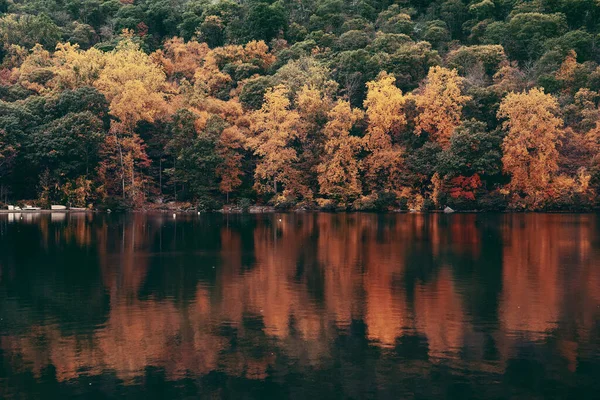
<box><xmin>50</xmin><ymin>43</ymin><xmax>106</xmax><ymax>90</ymax></box>
<box><xmin>498</xmin><ymin>88</ymin><xmax>563</xmax><ymax>207</ymax></box>
<box><xmin>17</xmin><ymin>44</ymin><xmax>53</xmax><ymax>93</ymax></box>
<box><xmin>317</xmin><ymin>100</ymin><xmax>364</xmax><ymax>201</ymax></box>
<box><xmin>247</xmin><ymin>85</ymin><xmax>308</xmax><ymax>197</ymax></box>
<box><xmin>192</xmin><ymin>40</ymin><xmax>274</xmax><ymax>100</ymax></box>
<box><xmin>362</xmin><ymin>72</ymin><xmax>406</xmax><ymax>192</ymax></box>
<box><xmin>94</xmin><ymin>39</ymin><xmax>169</xmax><ymax>203</ymax></box>
<box><xmin>211</xmin><ymin>40</ymin><xmax>275</xmax><ymax>71</ymax></box>
<box><xmin>415</xmin><ymin>66</ymin><xmax>471</xmax><ymax>149</ymax></box>
<box><xmin>95</xmin><ymin>39</ymin><xmax>169</xmax><ymax>129</ymax></box>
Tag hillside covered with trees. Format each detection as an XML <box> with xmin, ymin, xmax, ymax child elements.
<box><xmin>1</xmin><ymin>0</ymin><xmax>600</xmax><ymax>211</ymax></box>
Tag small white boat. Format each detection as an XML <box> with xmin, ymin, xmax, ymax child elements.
<box><xmin>22</xmin><ymin>205</ymin><xmax>41</xmax><ymax>210</ymax></box>
<box><xmin>51</xmin><ymin>205</ymin><xmax>67</xmax><ymax>210</ymax></box>
<box><xmin>69</xmin><ymin>207</ymin><xmax>87</xmax><ymax>211</ymax></box>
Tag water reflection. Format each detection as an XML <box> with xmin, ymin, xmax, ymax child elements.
<box><xmin>0</xmin><ymin>213</ymin><xmax>599</xmax><ymax>398</ymax></box>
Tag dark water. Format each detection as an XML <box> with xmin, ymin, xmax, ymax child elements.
<box><xmin>0</xmin><ymin>212</ymin><xmax>599</xmax><ymax>399</ymax></box>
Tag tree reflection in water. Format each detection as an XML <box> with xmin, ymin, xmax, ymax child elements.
<box><xmin>0</xmin><ymin>212</ymin><xmax>599</xmax><ymax>399</ymax></box>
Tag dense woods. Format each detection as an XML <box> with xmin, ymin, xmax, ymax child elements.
<box><xmin>1</xmin><ymin>0</ymin><xmax>600</xmax><ymax>211</ymax></box>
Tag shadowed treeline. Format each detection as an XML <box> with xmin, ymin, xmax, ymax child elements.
<box><xmin>0</xmin><ymin>213</ymin><xmax>599</xmax><ymax>398</ymax></box>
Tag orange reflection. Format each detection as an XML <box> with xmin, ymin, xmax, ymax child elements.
<box><xmin>1</xmin><ymin>213</ymin><xmax>599</xmax><ymax>383</ymax></box>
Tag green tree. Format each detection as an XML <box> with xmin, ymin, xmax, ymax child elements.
<box><xmin>166</xmin><ymin>110</ymin><xmax>222</xmax><ymax>203</ymax></box>
<box><xmin>483</xmin><ymin>13</ymin><xmax>567</xmax><ymax>62</ymax></box>
<box><xmin>436</xmin><ymin>119</ymin><xmax>503</xmax><ymax>179</ymax></box>
<box><xmin>28</xmin><ymin>112</ymin><xmax>105</xmax><ymax>179</ymax></box>
<box><xmin>199</xmin><ymin>15</ymin><xmax>225</xmax><ymax>48</ymax></box>
<box><xmin>239</xmin><ymin>76</ymin><xmax>273</xmax><ymax>111</ymax></box>
<box><xmin>0</xmin><ymin>13</ymin><xmax>62</xmax><ymax>50</ymax></box>
<box><xmin>245</xmin><ymin>2</ymin><xmax>286</xmax><ymax>43</ymax></box>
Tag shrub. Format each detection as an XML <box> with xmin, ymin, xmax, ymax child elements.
<box><xmin>398</xmin><ymin>196</ymin><xmax>409</xmax><ymax>211</ymax></box>
<box><xmin>99</xmin><ymin>196</ymin><xmax>132</xmax><ymax>212</ymax></box>
<box><xmin>196</xmin><ymin>196</ymin><xmax>221</xmax><ymax>212</ymax></box>
<box><xmin>477</xmin><ymin>190</ymin><xmax>508</xmax><ymax>211</ymax></box>
<box><xmin>374</xmin><ymin>191</ymin><xmax>398</xmax><ymax>211</ymax></box>
<box><xmin>353</xmin><ymin>194</ymin><xmax>378</xmax><ymax>211</ymax></box>
<box><xmin>316</xmin><ymin>198</ymin><xmax>337</xmax><ymax>211</ymax></box>
<box><xmin>237</xmin><ymin>197</ymin><xmax>252</xmax><ymax>213</ymax></box>
<box><xmin>270</xmin><ymin>194</ymin><xmax>297</xmax><ymax>210</ymax></box>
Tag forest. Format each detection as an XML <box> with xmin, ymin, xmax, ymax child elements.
<box><xmin>1</xmin><ymin>0</ymin><xmax>599</xmax><ymax>211</ymax></box>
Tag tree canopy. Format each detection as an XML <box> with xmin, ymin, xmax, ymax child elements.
<box><xmin>1</xmin><ymin>0</ymin><xmax>600</xmax><ymax>211</ymax></box>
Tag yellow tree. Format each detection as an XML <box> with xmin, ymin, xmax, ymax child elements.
<box><xmin>94</xmin><ymin>38</ymin><xmax>170</xmax><ymax>203</ymax></box>
<box><xmin>51</xmin><ymin>43</ymin><xmax>106</xmax><ymax>90</ymax></box>
<box><xmin>247</xmin><ymin>85</ymin><xmax>308</xmax><ymax>197</ymax></box>
<box><xmin>415</xmin><ymin>66</ymin><xmax>471</xmax><ymax>149</ymax></box>
<box><xmin>211</xmin><ymin>40</ymin><xmax>275</xmax><ymax>71</ymax></box>
<box><xmin>95</xmin><ymin>39</ymin><xmax>169</xmax><ymax>129</ymax></box>
<box><xmin>317</xmin><ymin>100</ymin><xmax>363</xmax><ymax>201</ymax></box>
<box><xmin>498</xmin><ymin>88</ymin><xmax>563</xmax><ymax>207</ymax></box>
<box><xmin>17</xmin><ymin>44</ymin><xmax>53</xmax><ymax>93</ymax></box>
<box><xmin>216</xmin><ymin>125</ymin><xmax>246</xmax><ymax>203</ymax></box>
<box><xmin>363</xmin><ymin>72</ymin><xmax>406</xmax><ymax>192</ymax></box>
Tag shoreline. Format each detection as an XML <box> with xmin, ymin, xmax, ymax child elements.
<box><xmin>0</xmin><ymin>210</ymin><xmax>92</xmax><ymax>213</ymax></box>
<box><xmin>1</xmin><ymin>209</ymin><xmax>597</xmax><ymax>214</ymax></box>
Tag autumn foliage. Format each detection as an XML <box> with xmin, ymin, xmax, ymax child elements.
<box><xmin>498</xmin><ymin>89</ymin><xmax>563</xmax><ymax>207</ymax></box>
<box><xmin>415</xmin><ymin>66</ymin><xmax>471</xmax><ymax>149</ymax></box>
<box><xmin>1</xmin><ymin>1</ymin><xmax>600</xmax><ymax>211</ymax></box>
<box><xmin>317</xmin><ymin>100</ymin><xmax>363</xmax><ymax>202</ymax></box>
<box><xmin>363</xmin><ymin>72</ymin><xmax>406</xmax><ymax>192</ymax></box>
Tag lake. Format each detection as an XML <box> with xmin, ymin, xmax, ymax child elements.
<box><xmin>0</xmin><ymin>212</ymin><xmax>599</xmax><ymax>399</ymax></box>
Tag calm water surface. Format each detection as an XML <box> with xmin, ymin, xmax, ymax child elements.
<box><xmin>0</xmin><ymin>212</ymin><xmax>599</xmax><ymax>399</ymax></box>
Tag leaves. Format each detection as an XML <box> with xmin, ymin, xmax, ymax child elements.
<box><xmin>498</xmin><ymin>88</ymin><xmax>563</xmax><ymax>208</ymax></box>
<box><xmin>247</xmin><ymin>85</ymin><xmax>308</xmax><ymax>197</ymax></box>
<box><xmin>415</xmin><ymin>66</ymin><xmax>471</xmax><ymax>149</ymax></box>
<box><xmin>363</xmin><ymin>72</ymin><xmax>406</xmax><ymax>192</ymax></box>
<box><xmin>1</xmin><ymin>1</ymin><xmax>600</xmax><ymax>210</ymax></box>
<box><xmin>317</xmin><ymin>100</ymin><xmax>363</xmax><ymax>201</ymax></box>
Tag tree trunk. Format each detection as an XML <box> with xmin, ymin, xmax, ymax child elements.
<box><xmin>116</xmin><ymin>134</ymin><xmax>125</xmax><ymax>199</ymax></box>
<box><xmin>131</xmin><ymin>166</ymin><xmax>135</xmax><ymax>202</ymax></box>
<box><xmin>173</xmin><ymin>157</ymin><xmax>177</xmax><ymax>200</ymax></box>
